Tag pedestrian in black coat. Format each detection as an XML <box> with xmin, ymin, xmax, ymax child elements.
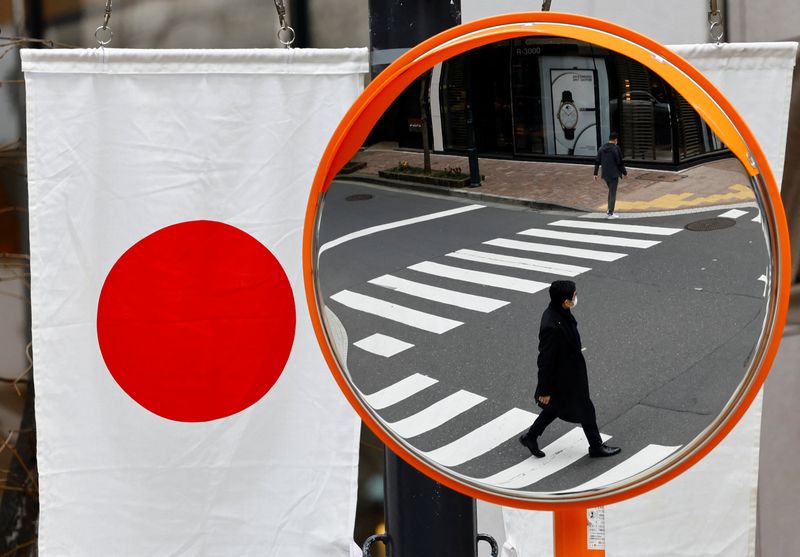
<box><xmin>519</xmin><ymin>280</ymin><xmax>621</xmax><ymax>459</ymax></box>
<box><xmin>593</xmin><ymin>132</ymin><xmax>627</xmax><ymax>218</ymax></box>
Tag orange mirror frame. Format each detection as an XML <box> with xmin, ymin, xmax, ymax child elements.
<box><xmin>303</xmin><ymin>12</ymin><xmax>791</xmax><ymax>509</ymax></box>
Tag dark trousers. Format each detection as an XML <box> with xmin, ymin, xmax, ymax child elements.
<box><xmin>524</xmin><ymin>404</ymin><xmax>603</xmax><ymax>449</ymax></box>
<box><xmin>605</xmin><ymin>177</ymin><xmax>619</xmax><ymax>214</ymax></box>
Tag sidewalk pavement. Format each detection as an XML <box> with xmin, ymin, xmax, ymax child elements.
<box><xmin>344</xmin><ymin>143</ymin><xmax>755</xmax><ymax>214</ymax></box>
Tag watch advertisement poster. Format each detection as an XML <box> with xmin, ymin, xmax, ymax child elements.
<box><xmin>550</xmin><ymin>68</ymin><xmax>600</xmax><ymax>156</ymax></box>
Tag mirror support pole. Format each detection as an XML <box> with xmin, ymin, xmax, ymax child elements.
<box><xmin>383</xmin><ymin>449</ymin><xmax>478</xmax><ymax>557</ymax></box>
<box><xmin>553</xmin><ymin>507</ymin><xmax>606</xmax><ymax>556</ymax></box>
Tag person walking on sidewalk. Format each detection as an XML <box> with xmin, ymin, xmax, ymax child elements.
<box><xmin>519</xmin><ymin>280</ymin><xmax>621</xmax><ymax>459</ymax></box>
<box><xmin>593</xmin><ymin>132</ymin><xmax>627</xmax><ymax>218</ymax></box>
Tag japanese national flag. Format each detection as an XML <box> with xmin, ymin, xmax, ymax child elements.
<box><xmin>22</xmin><ymin>48</ymin><xmax>368</xmax><ymax>556</ymax></box>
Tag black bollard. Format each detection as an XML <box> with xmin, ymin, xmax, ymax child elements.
<box><xmin>383</xmin><ymin>449</ymin><xmax>477</xmax><ymax>557</ymax></box>
<box><xmin>465</xmin><ymin>105</ymin><xmax>482</xmax><ymax>188</ymax></box>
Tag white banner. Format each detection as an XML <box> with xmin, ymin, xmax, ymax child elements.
<box><xmin>498</xmin><ymin>42</ymin><xmax>797</xmax><ymax>557</ymax></box>
<box><xmin>23</xmin><ymin>47</ymin><xmax>368</xmax><ymax>556</ymax></box>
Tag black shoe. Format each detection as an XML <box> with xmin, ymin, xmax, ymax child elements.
<box><xmin>588</xmin><ymin>444</ymin><xmax>621</xmax><ymax>458</ymax></box>
<box><xmin>520</xmin><ymin>435</ymin><xmax>545</xmax><ymax>458</ymax></box>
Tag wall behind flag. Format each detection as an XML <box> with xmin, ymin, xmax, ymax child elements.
<box><xmin>22</xmin><ymin>47</ymin><xmax>368</xmax><ymax>556</ymax></box>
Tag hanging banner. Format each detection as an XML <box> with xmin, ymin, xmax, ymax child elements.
<box><xmin>22</xmin><ymin>47</ymin><xmax>368</xmax><ymax>556</ymax></box>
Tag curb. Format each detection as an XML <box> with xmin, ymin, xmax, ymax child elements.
<box><xmin>340</xmin><ymin>175</ymin><xmax>588</xmax><ymax>213</ymax></box>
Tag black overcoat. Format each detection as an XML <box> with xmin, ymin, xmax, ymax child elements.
<box><xmin>533</xmin><ymin>303</ymin><xmax>597</xmax><ymax>424</ymax></box>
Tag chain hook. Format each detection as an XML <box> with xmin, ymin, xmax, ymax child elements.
<box><xmin>94</xmin><ymin>0</ymin><xmax>113</xmax><ymax>46</ymax></box>
<box><xmin>708</xmin><ymin>0</ymin><xmax>724</xmax><ymax>46</ymax></box>
<box><xmin>273</xmin><ymin>0</ymin><xmax>295</xmax><ymax>48</ymax></box>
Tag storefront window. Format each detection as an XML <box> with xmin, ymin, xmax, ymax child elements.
<box><xmin>511</xmin><ymin>39</ymin><xmax>545</xmax><ymax>155</ymax></box>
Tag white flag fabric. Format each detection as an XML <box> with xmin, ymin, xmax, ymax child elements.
<box><xmin>23</xmin><ymin>47</ymin><xmax>368</xmax><ymax>556</ymax></box>
<box><xmin>499</xmin><ymin>42</ymin><xmax>797</xmax><ymax>557</ymax></box>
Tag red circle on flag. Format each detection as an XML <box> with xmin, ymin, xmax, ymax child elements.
<box><xmin>97</xmin><ymin>220</ymin><xmax>296</xmax><ymax>422</ymax></box>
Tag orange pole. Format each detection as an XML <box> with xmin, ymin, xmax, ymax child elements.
<box><xmin>553</xmin><ymin>507</ymin><xmax>606</xmax><ymax>557</ymax></box>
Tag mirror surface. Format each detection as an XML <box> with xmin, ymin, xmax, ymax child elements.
<box><xmin>314</xmin><ymin>36</ymin><xmax>770</xmax><ymax>496</ymax></box>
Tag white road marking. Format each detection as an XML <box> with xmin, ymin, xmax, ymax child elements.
<box><xmin>718</xmin><ymin>208</ymin><xmax>748</xmax><ymax>219</ymax></box>
<box><xmin>518</xmin><ymin>228</ymin><xmax>659</xmax><ymax>249</ymax></box>
<box><xmin>446</xmin><ymin>249</ymin><xmax>591</xmax><ymax>277</ymax></box>
<box><xmin>759</xmin><ymin>274</ymin><xmax>768</xmax><ymax>297</ymax></box>
<box><xmin>318</xmin><ymin>204</ymin><xmax>485</xmax><ymax>254</ymax></box>
<box><xmin>330</xmin><ymin>290</ymin><xmax>463</xmax><ymax>334</ymax></box>
<box><xmin>388</xmin><ymin>390</ymin><xmax>486</xmax><ymax>439</ymax></box>
<box><xmin>363</xmin><ymin>374</ymin><xmax>438</xmax><ymax>410</ymax></box>
<box><xmin>369</xmin><ymin>274</ymin><xmax>509</xmax><ymax>313</ymax></box>
<box><xmin>753</xmin><ymin>214</ymin><xmax>762</xmax><ymax>223</ymax></box>
<box><xmin>480</xmin><ymin>428</ymin><xmax>612</xmax><ymax>489</ymax></box>
<box><xmin>408</xmin><ymin>261</ymin><xmax>550</xmax><ymax>294</ymax></box>
<box><xmin>423</xmin><ymin>408</ymin><xmax>536</xmax><ymax>467</ymax></box>
<box><xmin>485</xmin><ymin>238</ymin><xmax>627</xmax><ymax>262</ymax></box>
<box><xmin>354</xmin><ymin>333</ymin><xmax>414</xmax><ymax>358</ymax></box>
<box><xmin>548</xmin><ymin>219</ymin><xmax>682</xmax><ymax>236</ymax></box>
<box><xmin>566</xmin><ymin>444</ymin><xmax>681</xmax><ymax>492</ymax></box>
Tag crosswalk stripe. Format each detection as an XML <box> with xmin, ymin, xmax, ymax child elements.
<box><xmin>319</xmin><ymin>204</ymin><xmax>485</xmax><ymax>254</ymax></box>
<box><xmin>388</xmin><ymin>390</ymin><xmax>486</xmax><ymax>438</ymax></box>
<box><xmin>518</xmin><ymin>228</ymin><xmax>660</xmax><ymax>249</ymax></box>
<box><xmin>548</xmin><ymin>219</ymin><xmax>682</xmax><ymax>236</ymax></box>
<box><xmin>480</xmin><ymin>428</ymin><xmax>612</xmax><ymax>489</ymax></box>
<box><xmin>566</xmin><ymin>444</ymin><xmax>681</xmax><ymax>492</ymax></box>
<box><xmin>409</xmin><ymin>261</ymin><xmax>550</xmax><ymax>294</ymax></box>
<box><xmin>369</xmin><ymin>274</ymin><xmax>509</xmax><ymax>313</ymax></box>
<box><xmin>446</xmin><ymin>249</ymin><xmax>591</xmax><ymax>277</ymax></box>
<box><xmin>330</xmin><ymin>290</ymin><xmax>463</xmax><ymax>334</ymax></box>
<box><xmin>362</xmin><ymin>374</ymin><xmax>438</xmax><ymax>410</ymax></box>
<box><xmin>718</xmin><ymin>208</ymin><xmax>748</xmax><ymax>219</ymax></box>
<box><xmin>485</xmin><ymin>238</ymin><xmax>627</xmax><ymax>262</ymax></box>
<box><xmin>753</xmin><ymin>214</ymin><xmax>762</xmax><ymax>223</ymax></box>
<box><xmin>354</xmin><ymin>333</ymin><xmax>414</xmax><ymax>358</ymax></box>
<box><xmin>423</xmin><ymin>408</ymin><xmax>536</xmax><ymax>467</ymax></box>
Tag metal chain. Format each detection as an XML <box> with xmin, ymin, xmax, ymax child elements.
<box><xmin>542</xmin><ymin>0</ymin><xmax>553</xmax><ymax>11</ymax></box>
<box><xmin>273</xmin><ymin>0</ymin><xmax>295</xmax><ymax>47</ymax></box>
<box><xmin>94</xmin><ymin>0</ymin><xmax>113</xmax><ymax>46</ymax></box>
<box><xmin>708</xmin><ymin>0</ymin><xmax>724</xmax><ymax>45</ymax></box>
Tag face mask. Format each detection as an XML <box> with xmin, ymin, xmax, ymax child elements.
<box><xmin>571</xmin><ymin>296</ymin><xmax>578</xmax><ymax>308</ymax></box>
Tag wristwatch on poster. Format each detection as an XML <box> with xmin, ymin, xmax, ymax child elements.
<box><xmin>557</xmin><ymin>90</ymin><xmax>579</xmax><ymax>140</ymax></box>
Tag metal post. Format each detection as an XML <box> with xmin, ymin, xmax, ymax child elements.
<box><xmin>464</xmin><ymin>56</ymin><xmax>481</xmax><ymax>188</ymax></box>
<box><xmin>553</xmin><ymin>507</ymin><xmax>606</xmax><ymax>557</ymax></box>
<box><xmin>465</xmin><ymin>104</ymin><xmax>481</xmax><ymax>187</ymax></box>
<box><xmin>383</xmin><ymin>449</ymin><xmax>477</xmax><ymax>557</ymax></box>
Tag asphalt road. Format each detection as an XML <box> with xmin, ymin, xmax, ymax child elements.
<box><xmin>316</xmin><ymin>179</ymin><xmax>770</xmax><ymax>494</ymax></box>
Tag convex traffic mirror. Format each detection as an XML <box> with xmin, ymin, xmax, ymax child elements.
<box><xmin>304</xmin><ymin>13</ymin><xmax>791</xmax><ymax>508</ymax></box>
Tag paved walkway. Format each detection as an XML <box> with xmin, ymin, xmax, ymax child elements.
<box><xmin>345</xmin><ymin>143</ymin><xmax>755</xmax><ymax>214</ymax></box>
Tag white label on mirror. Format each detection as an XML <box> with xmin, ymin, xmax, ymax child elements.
<box><xmin>423</xmin><ymin>408</ymin><xmax>536</xmax><ymax>467</ymax></box>
<box><xmin>354</xmin><ymin>333</ymin><xmax>414</xmax><ymax>358</ymax></box>
<box><xmin>479</xmin><ymin>428</ymin><xmax>612</xmax><ymax>489</ymax></box>
<box><xmin>388</xmin><ymin>390</ymin><xmax>486</xmax><ymax>439</ymax></box>
<box><xmin>548</xmin><ymin>220</ymin><xmax>682</xmax><ymax>236</ymax></box>
<box><xmin>362</xmin><ymin>374</ymin><xmax>438</xmax><ymax>410</ymax></box>
<box><xmin>409</xmin><ymin>262</ymin><xmax>550</xmax><ymax>294</ymax></box>
<box><xmin>753</xmin><ymin>214</ymin><xmax>762</xmax><ymax>223</ymax></box>
<box><xmin>329</xmin><ymin>290</ymin><xmax>463</xmax><ymax>334</ymax></box>
<box><xmin>484</xmin><ymin>238</ymin><xmax>627</xmax><ymax>262</ymax></box>
<box><xmin>518</xmin><ymin>228</ymin><xmax>660</xmax><ymax>249</ymax></box>
<box><xmin>565</xmin><ymin>444</ymin><xmax>681</xmax><ymax>493</ymax></box>
<box><xmin>718</xmin><ymin>208</ymin><xmax>748</xmax><ymax>219</ymax></box>
<box><xmin>446</xmin><ymin>249</ymin><xmax>591</xmax><ymax>277</ymax></box>
<box><xmin>318</xmin><ymin>204</ymin><xmax>485</xmax><ymax>254</ymax></box>
<box><xmin>587</xmin><ymin>507</ymin><xmax>605</xmax><ymax>550</ymax></box>
<box><xmin>368</xmin><ymin>274</ymin><xmax>509</xmax><ymax>313</ymax></box>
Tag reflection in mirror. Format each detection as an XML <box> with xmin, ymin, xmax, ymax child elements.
<box><xmin>314</xmin><ymin>36</ymin><xmax>769</xmax><ymax>496</ymax></box>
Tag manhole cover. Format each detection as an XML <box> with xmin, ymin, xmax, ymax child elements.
<box><xmin>345</xmin><ymin>194</ymin><xmax>373</xmax><ymax>202</ymax></box>
<box><xmin>685</xmin><ymin>217</ymin><xmax>736</xmax><ymax>231</ymax></box>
